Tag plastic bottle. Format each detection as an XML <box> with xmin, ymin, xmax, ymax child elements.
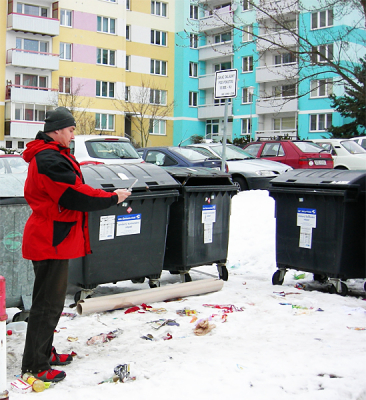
<box><xmin>22</xmin><ymin>373</ymin><xmax>46</xmax><ymax>392</ymax></box>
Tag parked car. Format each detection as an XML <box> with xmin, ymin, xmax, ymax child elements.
<box><xmin>137</xmin><ymin>146</ymin><xmax>224</xmax><ymax>170</ymax></box>
<box><xmin>70</xmin><ymin>135</ymin><xmax>143</xmax><ymax>165</ymax></box>
<box><xmin>243</xmin><ymin>140</ymin><xmax>334</xmax><ymax>169</ymax></box>
<box><xmin>312</xmin><ymin>138</ymin><xmax>366</xmax><ymax>170</ymax></box>
<box><xmin>0</xmin><ymin>154</ymin><xmax>28</xmax><ymax>174</ymax></box>
<box><xmin>186</xmin><ymin>143</ymin><xmax>292</xmax><ymax>191</ymax></box>
<box><xmin>348</xmin><ymin>136</ymin><xmax>366</xmax><ymax>150</ymax></box>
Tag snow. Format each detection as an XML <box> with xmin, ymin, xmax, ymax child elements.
<box><xmin>5</xmin><ymin>190</ymin><xmax>366</xmax><ymax>400</ymax></box>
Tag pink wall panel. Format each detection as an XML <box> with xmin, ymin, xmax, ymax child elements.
<box><xmin>72</xmin><ymin>77</ymin><xmax>95</xmax><ymax>97</ymax></box>
<box><xmin>73</xmin><ymin>43</ymin><xmax>96</xmax><ymax>64</ymax></box>
<box><xmin>73</xmin><ymin>10</ymin><xmax>96</xmax><ymax>31</ymax></box>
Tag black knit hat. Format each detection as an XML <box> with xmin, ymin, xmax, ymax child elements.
<box><xmin>43</xmin><ymin>107</ymin><xmax>76</xmax><ymax>133</ymax></box>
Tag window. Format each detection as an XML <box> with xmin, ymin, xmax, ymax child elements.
<box><xmin>144</xmin><ymin>150</ymin><xmax>177</xmax><ymax>166</ymax></box>
<box><xmin>241</xmin><ymin>118</ymin><xmax>251</xmax><ymax>134</ymax></box>
<box><xmin>16</xmin><ymin>38</ymin><xmax>48</xmax><ymax>53</ymax></box>
<box><xmin>311</xmin><ymin>44</ymin><xmax>334</xmax><ymax>64</ymax></box>
<box><xmin>17</xmin><ymin>3</ymin><xmax>47</xmax><ymax>17</ymax></box>
<box><xmin>6</xmin><ymin>141</ymin><xmax>12</xmax><ymax>149</ymax></box>
<box><xmin>151</xmin><ymin>59</ymin><xmax>167</xmax><ymax>75</ymax></box>
<box><xmin>126</xmin><ymin>0</ymin><xmax>130</xmax><ymax>10</ymax></box>
<box><xmin>310</xmin><ymin>114</ymin><xmax>332</xmax><ymax>131</ymax></box>
<box><xmin>215</xmin><ymin>62</ymin><xmax>231</xmax><ymax>71</ymax></box>
<box><xmin>190</xmin><ymin>34</ymin><xmax>198</xmax><ymax>49</ymax></box>
<box><xmin>151</xmin><ymin>30</ymin><xmax>167</xmax><ymax>46</ymax></box>
<box><xmin>60</xmin><ymin>42</ymin><xmax>71</xmax><ymax>60</ymax></box>
<box><xmin>310</xmin><ymin>79</ymin><xmax>333</xmax><ymax>98</ymax></box>
<box><xmin>242</xmin><ymin>24</ymin><xmax>253</xmax><ymax>42</ymax></box>
<box><xmin>126</xmin><ymin>55</ymin><xmax>130</xmax><ymax>71</ymax></box>
<box><xmin>274</xmin><ymin>52</ymin><xmax>296</xmax><ymax>65</ymax></box>
<box><xmin>312</xmin><ymin>9</ymin><xmax>333</xmax><ymax>29</ymax></box>
<box><xmin>214</xmin><ymin>98</ymin><xmax>231</xmax><ymax>105</ymax></box>
<box><xmin>189</xmin><ymin>91</ymin><xmax>198</xmax><ymax>107</ymax></box>
<box><xmin>151</xmin><ymin>1</ymin><xmax>167</xmax><ymax>16</ymax></box>
<box><xmin>96</xmin><ymin>81</ymin><xmax>115</xmax><ymax>98</ymax></box>
<box><xmin>125</xmin><ymin>86</ymin><xmax>130</xmax><ymax>101</ymax></box>
<box><xmin>60</xmin><ymin>9</ymin><xmax>72</xmax><ymax>27</ymax></box>
<box><xmin>126</xmin><ymin>25</ymin><xmax>130</xmax><ymax>40</ymax></box>
<box><xmin>149</xmin><ymin>119</ymin><xmax>166</xmax><ymax>135</ymax></box>
<box><xmin>242</xmin><ymin>56</ymin><xmax>253</xmax><ymax>72</ymax></box>
<box><xmin>15</xmin><ymin>74</ymin><xmax>47</xmax><ymax>89</ymax></box>
<box><xmin>150</xmin><ymin>89</ymin><xmax>167</xmax><ymax>105</ymax></box>
<box><xmin>14</xmin><ymin>103</ymin><xmax>50</xmax><ymax>122</ymax></box>
<box><xmin>97</xmin><ymin>16</ymin><xmax>116</xmax><ymax>34</ymax></box>
<box><xmin>242</xmin><ymin>0</ymin><xmax>253</xmax><ymax>11</ymax></box>
<box><xmin>242</xmin><ymin>87</ymin><xmax>253</xmax><ymax>103</ymax></box>
<box><xmin>189</xmin><ymin>62</ymin><xmax>198</xmax><ymax>77</ymax></box>
<box><xmin>190</xmin><ymin>4</ymin><xmax>198</xmax><ymax>19</ymax></box>
<box><xmin>206</xmin><ymin>119</ymin><xmax>219</xmax><ymax>139</ymax></box>
<box><xmin>97</xmin><ymin>48</ymin><xmax>116</xmax><ymax>66</ymax></box>
<box><xmin>18</xmin><ymin>141</ymin><xmax>25</xmax><ymax>150</ymax></box>
<box><xmin>274</xmin><ymin>117</ymin><xmax>296</xmax><ymax>131</ymax></box>
<box><xmin>273</xmin><ymin>84</ymin><xmax>296</xmax><ymax>97</ymax></box>
<box><xmin>59</xmin><ymin>77</ymin><xmax>71</xmax><ymax>93</ymax></box>
<box><xmin>262</xmin><ymin>143</ymin><xmax>285</xmax><ymax>157</ymax></box>
<box><xmin>214</xmin><ymin>32</ymin><xmax>231</xmax><ymax>43</ymax></box>
<box><xmin>95</xmin><ymin>113</ymin><xmax>115</xmax><ymax>130</ymax></box>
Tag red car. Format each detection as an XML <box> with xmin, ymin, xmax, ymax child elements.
<box><xmin>242</xmin><ymin>140</ymin><xmax>334</xmax><ymax>169</ymax></box>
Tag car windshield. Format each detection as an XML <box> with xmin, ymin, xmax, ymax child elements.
<box><xmin>0</xmin><ymin>157</ymin><xmax>28</xmax><ymax>174</ymax></box>
<box><xmin>341</xmin><ymin>140</ymin><xmax>366</xmax><ymax>154</ymax></box>
<box><xmin>85</xmin><ymin>140</ymin><xmax>140</xmax><ymax>159</ymax></box>
<box><xmin>210</xmin><ymin>144</ymin><xmax>254</xmax><ymax>160</ymax></box>
<box><xmin>173</xmin><ymin>147</ymin><xmax>212</xmax><ymax>161</ymax></box>
<box><xmin>293</xmin><ymin>141</ymin><xmax>324</xmax><ymax>153</ymax></box>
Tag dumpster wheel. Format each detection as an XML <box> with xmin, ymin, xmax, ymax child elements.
<box><xmin>329</xmin><ymin>281</ymin><xmax>348</xmax><ymax>296</ymax></box>
<box><xmin>272</xmin><ymin>269</ymin><xmax>286</xmax><ymax>285</ymax></box>
<box><xmin>217</xmin><ymin>264</ymin><xmax>229</xmax><ymax>281</ymax></box>
<box><xmin>74</xmin><ymin>289</ymin><xmax>93</xmax><ymax>304</ymax></box>
<box><xmin>131</xmin><ymin>277</ymin><xmax>145</xmax><ymax>284</ymax></box>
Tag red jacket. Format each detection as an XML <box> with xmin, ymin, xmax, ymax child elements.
<box><xmin>22</xmin><ymin>132</ymin><xmax>118</xmax><ymax>261</ymax></box>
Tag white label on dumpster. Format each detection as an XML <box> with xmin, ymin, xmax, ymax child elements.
<box><xmin>299</xmin><ymin>226</ymin><xmax>313</xmax><ymax>249</ymax></box>
<box><xmin>99</xmin><ymin>215</ymin><xmax>115</xmax><ymax>241</ymax></box>
<box><xmin>204</xmin><ymin>223</ymin><xmax>213</xmax><ymax>244</ymax></box>
<box><xmin>202</xmin><ymin>205</ymin><xmax>216</xmax><ymax>224</ymax></box>
<box><xmin>297</xmin><ymin>208</ymin><xmax>316</xmax><ymax>228</ymax></box>
<box><xmin>116</xmin><ymin>214</ymin><xmax>141</xmax><ymax>236</ymax></box>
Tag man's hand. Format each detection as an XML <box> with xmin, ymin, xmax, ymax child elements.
<box><xmin>114</xmin><ymin>189</ymin><xmax>131</xmax><ymax>204</ymax></box>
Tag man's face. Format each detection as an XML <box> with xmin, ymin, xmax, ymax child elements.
<box><xmin>55</xmin><ymin>126</ymin><xmax>75</xmax><ymax>148</ymax></box>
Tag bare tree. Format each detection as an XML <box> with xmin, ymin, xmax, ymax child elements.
<box><xmin>114</xmin><ymin>78</ymin><xmax>175</xmax><ymax>148</ymax></box>
<box><xmin>195</xmin><ymin>0</ymin><xmax>365</xmax><ymax>100</ymax></box>
<box><xmin>55</xmin><ymin>84</ymin><xmax>96</xmax><ymax>135</ymax></box>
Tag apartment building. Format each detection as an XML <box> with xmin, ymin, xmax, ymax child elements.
<box><xmin>1</xmin><ymin>0</ymin><xmax>175</xmax><ymax>150</ymax></box>
<box><xmin>174</xmin><ymin>0</ymin><xmax>365</xmax><ymax>144</ymax></box>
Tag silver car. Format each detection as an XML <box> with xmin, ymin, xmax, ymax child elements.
<box><xmin>70</xmin><ymin>135</ymin><xmax>143</xmax><ymax>165</ymax></box>
<box><xmin>186</xmin><ymin>143</ymin><xmax>292</xmax><ymax>191</ymax></box>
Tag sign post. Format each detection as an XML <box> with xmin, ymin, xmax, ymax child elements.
<box><xmin>214</xmin><ymin>69</ymin><xmax>238</xmax><ymax>172</ymax></box>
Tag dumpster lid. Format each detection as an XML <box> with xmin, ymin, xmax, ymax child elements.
<box><xmin>163</xmin><ymin>166</ymin><xmax>235</xmax><ymax>187</ymax></box>
<box><xmin>81</xmin><ymin>163</ymin><xmax>181</xmax><ymax>191</ymax></box>
<box><xmin>0</xmin><ymin>173</ymin><xmax>26</xmax><ymax>197</ymax></box>
<box><xmin>270</xmin><ymin>169</ymin><xmax>366</xmax><ymax>191</ymax></box>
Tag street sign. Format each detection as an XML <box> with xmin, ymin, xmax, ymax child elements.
<box><xmin>214</xmin><ymin>69</ymin><xmax>238</xmax><ymax>99</ymax></box>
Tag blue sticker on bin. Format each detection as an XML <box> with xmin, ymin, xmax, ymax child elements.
<box><xmin>116</xmin><ymin>214</ymin><xmax>141</xmax><ymax>236</ymax></box>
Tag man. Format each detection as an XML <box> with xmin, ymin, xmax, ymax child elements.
<box><xmin>21</xmin><ymin>107</ymin><xmax>131</xmax><ymax>383</ymax></box>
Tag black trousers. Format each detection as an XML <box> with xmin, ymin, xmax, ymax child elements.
<box><xmin>22</xmin><ymin>259</ymin><xmax>69</xmax><ymax>374</ymax></box>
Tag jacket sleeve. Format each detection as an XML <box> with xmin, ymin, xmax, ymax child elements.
<box><xmin>36</xmin><ymin>150</ymin><xmax>118</xmax><ymax>212</ymax></box>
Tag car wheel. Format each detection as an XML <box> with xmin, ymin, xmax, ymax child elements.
<box><xmin>232</xmin><ymin>176</ymin><xmax>248</xmax><ymax>191</ymax></box>
<box><xmin>334</xmin><ymin>166</ymin><xmax>348</xmax><ymax>170</ymax></box>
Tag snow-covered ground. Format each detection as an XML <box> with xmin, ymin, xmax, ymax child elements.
<box><xmin>5</xmin><ymin>190</ymin><xmax>366</xmax><ymax>400</ymax></box>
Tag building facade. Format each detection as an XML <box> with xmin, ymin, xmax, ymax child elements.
<box><xmin>1</xmin><ymin>0</ymin><xmax>365</xmax><ymax>151</ymax></box>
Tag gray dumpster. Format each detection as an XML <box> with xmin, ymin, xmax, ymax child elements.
<box><xmin>68</xmin><ymin>163</ymin><xmax>180</xmax><ymax>300</ymax></box>
<box><xmin>0</xmin><ymin>172</ymin><xmax>33</xmax><ymax>312</ymax></box>
<box><xmin>162</xmin><ymin>167</ymin><xmax>237</xmax><ymax>282</ymax></box>
<box><xmin>269</xmin><ymin>169</ymin><xmax>366</xmax><ymax>295</ymax></box>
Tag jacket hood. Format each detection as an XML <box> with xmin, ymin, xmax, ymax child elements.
<box><xmin>23</xmin><ymin>131</ymin><xmax>65</xmax><ymax>163</ymax></box>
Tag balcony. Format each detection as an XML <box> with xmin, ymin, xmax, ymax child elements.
<box><xmin>199</xmin><ymin>74</ymin><xmax>215</xmax><ymax>90</ymax></box>
<box><xmin>6</xmin><ymin>85</ymin><xmax>58</xmax><ymax>105</ymax></box>
<box><xmin>7</xmin><ymin>13</ymin><xmax>59</xmax><ymax>36</ymax></box>
<box><xmin>256</xmin><ymin>63</ymin><xmax>298</xmax><ymax>83</ymax></box>
<box><xmin>199</xmin><ymin>10</ymin><xmax>233</xmax><ymax>33</ymax></box>
<box><xmin>197</xmin><ymin>102</ymin><xmax>232</xmax><ymax>119</ymax></box>
<box><xmin>256</xmin><ymin>30</ymin><xmax>298</xmax><ymax>52</ymax></box>
<box><xmin>255</xmin><ymin>97</ymin><xmax>298</xmax><ymax>115</ymax></box>
<box><xmin>6</xmin><ymin>121</ymin><xmax>45</xmax><ymax>139</ymax></box>
<box><xmin>199</xmin><ymin>41</ymin><xmax>233</xmax><ymax>61</ymax></box>
<box><xmin>6</xmin><ymin>49</ymin><xmax>59</xmax><ymax>71</ymax></box>
<box><xmin>255</xmin><ymin>129</ymin><xmax>298</xmax><ymax>141</ymax></box>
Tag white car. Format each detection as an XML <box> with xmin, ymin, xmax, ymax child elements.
<box><xmin>70</xmin><ymin>135</ymin><xmax>143</xmax><ymax>166</ymax></box>
<box><xmin>348</xmin><ymin>136</ymin><xmax>366</xmax><ymax>150</ymax></box>
<box><xmin>312</xmin><ymin>138</ymin><xmax>366</xmax><ymax>170</ymax></box>
<box><xmin>186</xmin><ymin>143</ymin><xmax>292</xmax><ymax>191</ymax></box>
